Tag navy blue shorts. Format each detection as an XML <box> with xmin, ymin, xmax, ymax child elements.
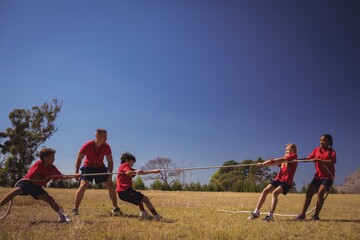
<box><xmin>310</xmin><ymin>178</ymin><xmax>333</xmax><ymax>191</ymax></box>
<box><xmin>80</xmin><ymin>166</ymin><xmax>109</xmax><ymax>184</ymax></box>
<box><xmin>117</xmin><ymin>187</ymin><xmax>144</xmax><ymax>206</ymax></box>
<box><xmin>270</xmin><ymin>180</ymin><xmax>291</xmax><ymax>195</ymax></box>
<box><xmin>16</xmin><ymin>180</ymin><xmax>48</xmax><ymax>199</ymax></box>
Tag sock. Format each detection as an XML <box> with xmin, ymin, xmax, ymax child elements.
<box><xmin>268</xmin><ymin>212</ymin><xmax>273</xmax><ymax>217</ymax></box>
<box><xmin>149</xmin><ymin>208</ymin><xmax>158</xmax><ymax>216</ymax></box>
<box><xmin>254</xmin><ymin>209</ymin><xmax>260</xmax><ymax>214</ymax></box>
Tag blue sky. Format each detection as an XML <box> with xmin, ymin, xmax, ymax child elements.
<box><xmin>1</xmin><ymin>1</ymin><xmax>359</xmax><ymax>190</ymax></box>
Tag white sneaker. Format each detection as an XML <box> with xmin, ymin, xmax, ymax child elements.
<box><xmin>154</xmin><ymin>214</ymin><xmax>163</xmax><ymax>221</ymax></box>
<box><xmin>58</xmin><ymin>215</ymin><xmax>71</xmax><ymax>223</ymax></box>
<box><xmin>139</xmin><ymin>211</ymin><xmax>151</xmax><ymax>220</ymax></box>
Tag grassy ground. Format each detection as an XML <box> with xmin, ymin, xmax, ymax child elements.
<box><xmin>0</xmin><ymin>188</ymin><xmax>359</xmax><ymax>239</ymax></box>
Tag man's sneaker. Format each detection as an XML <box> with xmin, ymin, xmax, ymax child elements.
<box><xmin>71</xmin><ymin>208</ymin><xmax>79</xmax><ymax>215</ymax></box>
<box><xmin>139</xmin><ymin>211</ymin><xmax>151</xmax><ymax>220</ymax></box>
<box><xmin>294</xmin><ymin>214</ymin><xmax>306</xmax><ymax>221</ymax></box>
<box><xmin>58</xmin><ymin>215</ymin><xmax>71</xmax><ymax>223</ymax></box>
<box><xmin>111</xmin><ymin>207</ymin><xmax>123</xmax><ymax>216</ymax></box>
<box><xmin>248</xmin><ymin>212</ymin><xmax>260</xmax><ymax>220</ymax></box>
<box><xmin>154</xmin><ymin>214</ymin><xmax>163</xmax><ymax>221</ymax></box>
<box><xmin>263</xmin><ymin>215</ymin><xmax>274</xmax><ymax>222</ymax></box>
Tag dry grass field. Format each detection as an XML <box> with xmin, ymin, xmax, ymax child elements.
<box><xmin>1</xmin><ymin>188</ymin><xmax>359</xmax><ymax>240</ymax></box>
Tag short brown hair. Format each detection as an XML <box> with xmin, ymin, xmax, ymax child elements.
<box><xmin>121</xmin><ymin>152</ymin><xmax>136</xmax><ymax>164</ymax></box>
<box><xmin>96</xmin><ymin>128</ymin><xmax>107</xmax><ymax>135</ymax></box>
<box><xmin>39</xmin><ymin>147</ymin><xmax>56</xmax><ymax>161</ymax></box>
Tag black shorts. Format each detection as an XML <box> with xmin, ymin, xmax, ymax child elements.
<box><xmin>16</xmin><ymin>180</ymin><xmax>48</xmax><ymax>199</ymax></box>
<box><xmin>117</xmin><ymin>187</ymin><xmax>144</xmax><ymax>206</ymax></box>
<box><xmin>310</xmin><ymin>178</ymin><xmax>333</xmax><ymax>191</ymax></box>
<box><xmin>80</xmin><ymin>166</ymin><xmax>109</xmax><ymax>184</ymax></box>
<box><xmin>270</xmin><ymin>180</ymin><xmax>291</xmax><ymax>195</ymax></box>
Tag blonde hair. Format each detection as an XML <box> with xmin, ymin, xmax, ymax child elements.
<box><xmin>286</xmin><ymin>143</ymin><xmax>297</xmax><ymax>152</ymax></box>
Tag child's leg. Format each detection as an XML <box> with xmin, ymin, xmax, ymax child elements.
<box><xmin>269</xmin><ymin>186</ymin><xmax>283</xmax><ymax>215</ymax></box>
<box><xmin>299</xmin><ymin>186</ymin><xmax>317</xmax><ymax>216</ymax></box>
<box><xmin>254</xmin><ymin>184</ymin><xmax>274</xmax><ymax>212</ymax></box>
<box><xmin>138</xmin><ymin>202</ymin><xmax>145</xmax><ymax>211</ymax></box>
<box><xmin>141</xmin><ymin>196</ymin><xmax>158</xmax><ymax>216</ymax></box>
<box><xmin>37</xmin><ymin>193</ymin><xmax>69</xmax><ymax>222</ymax></box>
<box><xmin>0</xmin><ymin>187</ymin><xmax>24</xmax><ymax>206</ymax></box>
<box><xmin>312</xmin><ymin>184</ymin><xmax>327</xmax><ymax>218</ymax></box>
<box><xmin>37</xmin><ymin>193</ymin><xmax>61</xmax><ymax>212</ymax></box>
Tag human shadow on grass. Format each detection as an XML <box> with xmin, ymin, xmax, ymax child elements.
<box><xmin>98</xmin><ymin>213</ymin><xmax>175</xmax><ymax>223</ymax></box>
<box><xmin>29</xmin><ymin>219</ymin><xmax>94</xmax><ymax>226</ymax></box>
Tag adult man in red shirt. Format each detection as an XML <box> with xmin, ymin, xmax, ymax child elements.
<box><xmin>72</xmin><ymin>128</ymin><xmax>121</xmax><ymax>216</ymax></box>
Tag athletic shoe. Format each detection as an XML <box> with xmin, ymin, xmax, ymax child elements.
<box><xmin>248</xmin><ymin>212</ymin><xmax>260</xmax><ymax>220</ymax></box>
<box><xmin>139</xmin><ymin>211</ymin><xmax>151</xmax><ymax>220</ymax></box>
<box><xmin>58</xmin><ymin>215</ymin><xmax>71</xmax><ymax>223</ymax></box>
<box><xmin>262</xmin><ymin>215</ymin><xmax>274</xmax><ymax>222</ymax></box>
<box><xmin>154</xmin><ymin>214</ymin><xmax>163</xmax><ymax>221</ymax></box>
<box><xmin>71</xmin><ymin>208</ymin><xmax>79</xmax><ymax>215</ymax></box>
<box><xmin>294</xmin><ymin>214</ymin><xmax>306</xmax><ymax>221</ymax></box>
<box><xmin>111</xmin><ymin>207</ymin><xmax>123</xmax><ymax>216</ymax></box>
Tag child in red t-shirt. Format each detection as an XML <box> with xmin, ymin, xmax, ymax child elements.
<box><xmin>295</xmin><ymin>134</ymin><xmax>336</xmax><ymax>221</ymax></box>
<box><xmin>116</xmin><ymin>152</ymin><xmax>162</xmax><ymax>221</ymax></box>
<box><xmin>0</xmin><ymin>148</ymin><xmax>79</xmax><ymax>222</ymax></box>
<box><xmin>248</xmin><ymin>143</ymin><xmax>298</xmax><ymax>221</ymax></box>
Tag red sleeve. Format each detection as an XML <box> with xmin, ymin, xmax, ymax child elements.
<box><xmin>51</xmin><ymin>165</ymin><xmax>63</xmax><ymax>181</ymax></box>
<box><xmin>105</xmin><ymin>144</ymin><xmax>112</xmax><ymax>155</ymax></box>
<box><xmin>80</xmin><ymin>141</ymin><xmax>91</xmax><ymax>154</ymax></box>
<box><xmin>24</xmin><ymin>161</ymin><xmax>41</xmax><ymax>179</ymax></box>
<box><xmin>119</xmin><ymin>163</ymin><xmax>131</xmax><ymax>173</ymax></box>
<box><xmin>307</xmin><ymin>148</ymin><xmax>317</xmax><ymax>159</ymax></box>
<box><xmin>330</xmin><ymin>150</ymin><xmax>336</xmax><ymax>163</ymax></box>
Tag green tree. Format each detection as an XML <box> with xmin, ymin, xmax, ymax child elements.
<box><xmin>210</xmin><ymin>158</ymin><xmax>272</xmax><ymax>192</ymax></box>
<box><xmin>0</xmin><ymin>99</ymin><xmax>62</xmax><ymax>186</ymax></box>
<box><xmin>133</xmin><ymin>176</ymin><xmax>146</xmax><ymax>190</ymax></box>
<box><xmin>150</xmin><ymin>179</ymin><xmax>163</xmax><ymax>190</ymax></box>
<box><xmin>171</xmin><ymin>179</ymin><xmax>183</xmax><ymax>191</ymax></box>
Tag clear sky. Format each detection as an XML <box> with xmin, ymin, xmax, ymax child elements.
<box><xmin>1</xmin><ymin>1</ymin><xmax>359</xmax><ymax>190</ymax></box>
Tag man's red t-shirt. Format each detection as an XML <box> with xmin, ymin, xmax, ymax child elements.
<box><xmin>274</xmin><ymin>153</ymin><xmax>298</xmax><ymax>186</ymax></box>
<box><xmin>22</xmin><ymin>160</ymin><xmax>62</xmax><ymax>186</ymax></box>
<box><xmin>307</xmin><ymin>147</ymin><xmax>336</xmax><ymax>179</ymax></box>
<box><xmin>80</xmin><ymin>140</ymin><xmax>112</xmax><ymax>168</ymax></box>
